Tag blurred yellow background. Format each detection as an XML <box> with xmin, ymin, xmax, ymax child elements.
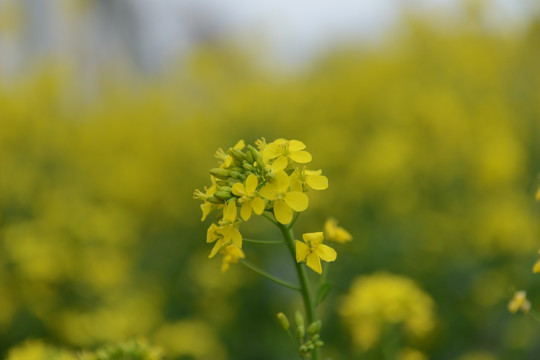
<box><xmin>1</xmin><ymin>1</ymin><xmax>540</xmax><ymax>359</ymax></box>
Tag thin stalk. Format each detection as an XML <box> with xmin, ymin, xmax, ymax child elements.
<box><xmin>239</xmin><ymin>259</ymin><xmax>301</xmax><ymax>291</ymax></box>
<box><xmin>243</xmin><ymin>238</ymin><xmax>283</xmax><ymax>245</ymax></box>
<box><xmin>262</xmin><ymin>213</ymin><xmax>278</xmax><ymax>225</ymax></box>
<box><xmin>277</xmin><ymin>223</ymin><xmax>320</xmax><ymax>360</ymax></box>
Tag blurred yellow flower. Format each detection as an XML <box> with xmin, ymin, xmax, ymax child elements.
<box><xmin>324</xmin><ymin>218</ymin><xmax>352</xmax><ymax>243</ymax></box>
<box><xmin>340</xmin><ymin>272</ymin><xmax>435</xmax><ymax>351</ymax></box>
<box><xmin>398</xmin><ymin>348</ymin><xmax>427</xmax><ymax>360</ymax></box>
<box><xmin>259</xmin><ymin>171</ymin><xmax>309</xmax><ymax>224</ymax></box>
<box><xmin>507</xmin><ymin>290</ymin><xmax>530</xmax><ymax>314</ymax></box>
<box><xmin>295</xmin><ymin>232</ymin><xmax>337</xmax><ymax>274</ymax></box>
<box><xmin>232</xmin><ymin>174</ymin><xmax>265</xmax><ymax>221</ymax></box>
<box><xmin>220</xmin><ymin>245</ymin><xmax>245</xmax><ymax>272</ymax></box>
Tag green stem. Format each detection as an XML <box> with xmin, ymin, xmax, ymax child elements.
<box><xmin>243</xmin><ymin>238</ymin><xmax>283</xmax><ymax>245</ymax></box>
<box><xmin>262</xmin><ymin>213</ymin><xmax>278</xmax><ymax>225</ymax></box>
<box><xmin>277</xmin><ymin>223</ymin><xmax>320</xmax><ymax>360</ymax></box>
<box><xmin>239</xmin><ymin>259</ymin><xmax>301</xmax><ymax>291</ymax></box>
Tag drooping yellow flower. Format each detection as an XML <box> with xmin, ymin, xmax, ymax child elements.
<box><xmin>263</xmin><ymin>138</ymin><xmax>312</xmax><ymax>172</ymax></box>
<box><xmin>259</xmin><ymin>171</ymin><xmax>308</xmax><ymax>224</ymax></box>
<box><xmin>295</xmin><ymin>232</ymin><xmax>336</xmax><ymax>274</ymax></box>
<box><xmin>207</xmin><ymin>201</ymin><xmax>242</xmax><ymax>258</ymax></box>
<box><xmin>290</xmin><ymin>167</ymin><xmax>328</xmax><ymax>192</ymax></box>
<box><xmin>232</xmin><ymin>174</ymin><xmax>265</xmax><ymax>221</ymax></box>
<box><xmin>508</xmin><ymin>290</ymin><xmax>530</xmax><ymax>314</ymax></box>
<box><xmin>220</xmin><ymin>245</ymin><xmax>245</xmax><ymax>272</ymax></box>
<box><xmin>194</xmin><ymin>176</ymin><xmax>219</xmax><ymax>221</ymax></box>
<box><xmin>324</xmin><ymin>218</ymin><xmax>352</xmax><ymax>243</ymax></box>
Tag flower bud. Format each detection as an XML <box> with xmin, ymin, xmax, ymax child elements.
<box><xmin>218</xmin><ymin>186</ymin><xmax>232</xmax><ymax>193</ymax></box>
<box><xmin>315</xmin><ymin>341</ymin><xmax>324</xmax><ymax>347</ymax></box>
<box><xmin>229</xmin><ymin>148</ymin><xmax>247</xmax><ymax>162</ymax></box>
<box><xmin>294</xmin><ymin>310</ymin><xmax>304</xmax><ymax>327</ymax></box>
<box><xmin>216</xmin><ymin>180</ymin><xmax>229</xmax><ymax>186</ymax></box>
<box><xmin>248</xmin><ymin>146</ymin><xmax>265</xmax><ymax>170</ymax></box>
<box><xmin>296</xmin><ymin>325</ymin><xmax>305</xmax><ymax>340</ymax></box>
<box><xmin>299</xmin><ymin>345</ymin><xmax>307</xmax><ymax>353</ymax></box>
<box><xmin>206</xmin><ymin>196</ymin><xmax>222</xmax><ymax>204</ymax></box>
<box><xmin>209</xmin><ymin>168</ymin><xmax>230</xmax><ymax>180</ymax></box>
<box><xmin>307</xmin><ymin>320</ymin><xmax>321</xmax><ymax>336</ymax></box>
<box><xmin>276</xmin><ymin>312</ymin><xmax>290</xmax><ymax>331</ymax></box>
<box><xmin>243</xmin><ymin>162</ymin><xmax>255</xmax><ymax>171</ymax></box>
<box><xmin>214</xmin><ymin>191</ymin><xmax>232</xmax><ymax>201</ymax></box>
<box><xmin>230</xmin><ymin>171</ymin><xmax>246</xmax><ymax>180</ymax></box>
<box><xmin>246</xmin><ymin>151</ymin><xmax>254</xmax><ymax>163</ymax></box>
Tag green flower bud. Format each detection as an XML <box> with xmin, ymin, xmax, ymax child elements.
<box><xmin>206</xmin><ymin>196</ymin><xmax>222</xmax><ymax>204</ymax></box>
<box><xmin>299</xmin><ymin>345</ymin><xmax>307</xmax><ymax>353</ymax></box>
<box><xmin>307</xmin><ymin>320</ymin><xmax>322</xmax><ymax>336</ymax></box>
<box><xmin>276</xmin><ymin>312</ymin><xmax>290</xmax><ymax>331</ymax></box>
<box><xmin>242</xmin><ymin>162</ymin><xmax>255</xmax><ymax>171</ymax></box>
<box><xmin>294</xmin><ymin>310</ymin><xmax>304</xmax><ymax>328</ymax></box>
<box><xmin>315</xmin><ymin>341</ymin><xmax>324</xmax><ymax>347</ymax></box>
<box><xmin>246</xmin><ymin>150</ymin><xmax>254</xmax><ymax>163</ymax></box>
<box><xmin>311</xmin><ymin>334</ymin><xmax>319</xmax><ymax>342</ymax></box>
<box><xmin>209</xmin><ymin>168</ymin><xmax>230</xmax><ymax>180</ymax></box>
<box><xmin>230</xmin><ymin>171</ymin><xmax>246</xmax><ymax>180</ymax></box>
<box><xmin>216</xmin><ymin>180</ymin><xmax>229</xmax><ymax>186</ymax></box>
<box><xmin>218</xmin><ymin>186</ymin><xmax>232</xmax><ymax>193</ymax></box>
<box><xmin>306</xmin><ymin>344</ymin><xmax>314</xmax><ymax>352</ymax></box>
<box><xmin>229</xmin><ymin>148</ymin><xmax>247</xmax><ymax>162</ymax></box>
<box><xmin>296</xmin><ymin>325</ymin><xmax>305</xmax><ymax>340</ymax></box>
<box><xmin>231</xmin><ymin>167</ymin><xmax>244</xmax><ymax>173</ymax></box>
<box><xmin>214</xmin><ymin>191</ymin><xmax>232</xmax><ymax>201</ymax></box>
<box><xmin>248</xmin><ymin>146</ymin><xmax>265</xmax><ymax>170</ymax></box>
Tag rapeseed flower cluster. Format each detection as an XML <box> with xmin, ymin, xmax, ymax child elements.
<box><xmin>340</xmin><ymin>272</ymin><xmax>435</xmax><ymax>351</ymax></box>
<box><xmin>194</xmin><ymin>138</ymin><xmax>329</xmax><ymax>271</ymax></box>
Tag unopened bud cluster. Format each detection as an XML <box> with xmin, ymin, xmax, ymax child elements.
<box><xmin>194</xmin><ymin>138</ymin><xmax>328</xmax><ymax>271</ymax></box>
<box><xmin>277</xmin><ymin>311</ymin><xmax>324</xmax><ymax>358</ymax></box>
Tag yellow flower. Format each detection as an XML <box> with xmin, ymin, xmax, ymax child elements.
<box><xmin>295</xmin><ymin>232</ymin><xmax>337</xmax><ymax>274</ymax></box>
<box><xmin>263</xmin><ymin>138</ymin><xmax>312</xmax><ymax>172</ymax></box>
<box><xmin>195</xmin><ymin>177</ymin><xmax>218</xmax><ymax>221</ymax></box>
<box><xmin>232</xmin><ymin>174</ymin><xmax>265</xmax><ymax>221</ymax></box>
<box><xmin>290</xmin><ymin>167</ymin><xmax>328</xmax><ymax>192</ymax></box>
<box><xmin>508</xmin><ymin>290</ymin><xmax>530</xmax><ymax>314</ymax></box>
<box><xmin>220</xmin><ymin>245</ymin><xmax>245</xmax><ymax>272</ymax></box>
<box><xmin>536</xmin><ymin>186</ymin><xmax>540</xmax><ymax>201</ymax></box>
<box><xmin>324</xmin><ymin>218</ymin><xmax>352</xmax><ymax>243</ymax></box>
<box><xmin>207</xmin><ymin>201</ymin><xmax>242</xmax><ymax>258</ymax></box>
<box><xmin>259</xmin><ymin>171</ymin><xmax>309</xmax><ymax>224</ymax></box>
<box><xmin>533</xmin><ymin>251</ymin><xmax>540</xmax><ymax>273</ymax></box>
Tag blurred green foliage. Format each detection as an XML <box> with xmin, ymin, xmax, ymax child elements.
<box><xmin>1</xmin><ymin>11</ymin><xmax>540</xmax><ymax>360</ymax></box>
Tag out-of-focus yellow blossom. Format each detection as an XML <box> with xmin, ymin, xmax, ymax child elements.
<box><xmin>295</xmin><ymin>232</ymin><xmax>337</xmax><ymax>274</ymax></box>
<box><xmin>398</xmin><ymin>348</ymin><xmax>428</xmax><ymax>360</ymax></box>
<box><xmin>535</xmin><ymin>186</ymin><xmax>540</xmax><ymax>201</ymax></box>
<box><xmin>207</xmin><ymin>201</ymin><xmax>242</xmax><ymax>258</ymax></box>
<box><xmin>508</xmin><ymin>290</ymin><xmax>530</xmax><ymax>314</ymax></box>
<box><xmin>290</xmin><ymin>167</ymin><xmax>329</xmax><ymax>192</ymax></box>
<box><xmin>220</xmin><ymin>245</ymin><xmax>245</xmax><ymax>272</ymax></box>
<box><xmin>6</xmin><ymin>340</ymin><xmax>76</xmax><ymax>360</ymax></box>
<box><xmin>340</xmin><ymin>272</ymin><xmax>435</xmax><ymax>351</ymax></box>
<box><xmin>324</xmin><ymin>218</ymin><xmax>352</xmax><ymax>243</ymax></box>
<box><xmin>263</xmin><ymin>139</ymin><xmax>312</xmax><ymax>172</ymax></box>
<box><xmin>232</xmin><ymin>174</ymin><xmax>265</xmax><ymax>221</ymax></box>
<box><xmin>259</xmin><ymin>170</ymin><xmax>309</xmax><ymax>224</ymax></box>
<box><xmin>152</xmin><ymin>320</ymin><xmax>226</xmax><ymax>360</ymax></box>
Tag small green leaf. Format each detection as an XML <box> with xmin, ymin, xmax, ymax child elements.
<box><xmin>316</xmin><ymin>282</ymin><xmax>332</xmax><ymax>305</ymax></box>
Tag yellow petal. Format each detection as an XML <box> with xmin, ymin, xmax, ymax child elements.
<box><xmin>245</xmin><ymin>174</ymin><xmax>258</xmax><ymax>194</ymax></box>
<box><xmin>303</xmin><ymin>232</ymin><xmax>324</xmax><ymax>245</ymax></box>
<box><xmin>232</xmin><ymin>182</ymin><xmax>246</xmax><ymax>196</ymax></box>
<box><xmin>284</xmin><ymin>191</ymin><xmax>309</xmax><ymax>212</ymax></box>
<box><xmin>306</xmin><ymin>253</ymin><xmax>322</xmax><ymax>274</ymax></box>
<box><xmin>316</xmin><ymin>244</ymin><xmax>337</xmax><ymax>262</ymax></box>
<box><xmin>536</xmin><ymin>187</ymin><xmax>540</xmax><ymax>201</ymax></box>
<box><xmin>230</xmin><ymin>227</ymin><xmax>242</xmax><ymax>248</ymax></box>
<box><xmin>259</xmin><ymin>184</ymin><xmax>276</xmax><ymax>200</ymax></box>
<box><xmin>271</xmin><ymin>156</ymin><xmax>288</xmax><ymax>172</ymax></box>
<box><xmin>290</xmin><ymin>177</ymin><xmax>303</xmax><ymax>192</ymax></box>
<box><xmin>240</xmin><ymin>202</ymin><xmax>253</xmax><ymax>221</ymax></box>
<box><xmin>274</xmin><ymin>200</ymin><xmax>293</xmax><ymax>224</ymax></box>
<box><xmin>533</xmin><ymin>259</ymin><xmax>540</xmax><ymax>274</ymax></box>
<box><xmin>295</xmin><ymin>240</ymin><xmax>310</xmax><ymax>262</ymax></box>
<box><xmin>223</xmin><ymin>201</ymin><xmax>237</xmax><ymax>222</ymax></box>
<box><xmin>201</xmin><ymin>202</ymin><xmax>213</xmax><ymax>221</ymax></box>
<box><xmin>251</xmin><ymin>197</ymin><xmax>265</xmax><ymax>215</ymax></box>
<box><xmin>290</xmin><ymin>150</ymin><xmax>312</xmax><ymax>163</ymax></box>
<box><xmin>233</xmin><ymin>140</ymin><xmax>245</xmax><ymax>150</ymax></box>
<box><xmin>288</xmin><ymin>140</ymin><xmax>306</xmax><ymax>151</ymax></box>
<box><xmin>209</xmin><ymin>240</ymin><xmax>224</xmax><ymax>258</ymax></box>
<box><xmin>263</xmin><ymin>142</ymin><xmax>281</xmax><ymax>159</ymax></box>
<box><xmin>306</xmin><ymin>175</ymin><xmax>328</xmax><ymax>190</ymax></box>
<box><xmin>206</xmin><ymin>223</ymin><xmax>220</xmax><ymax>243</ymax></box>
<box><xmin>274</xmin><ymin>170</ymin><xmax>290</xmax><ymax>193</ymax></box>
